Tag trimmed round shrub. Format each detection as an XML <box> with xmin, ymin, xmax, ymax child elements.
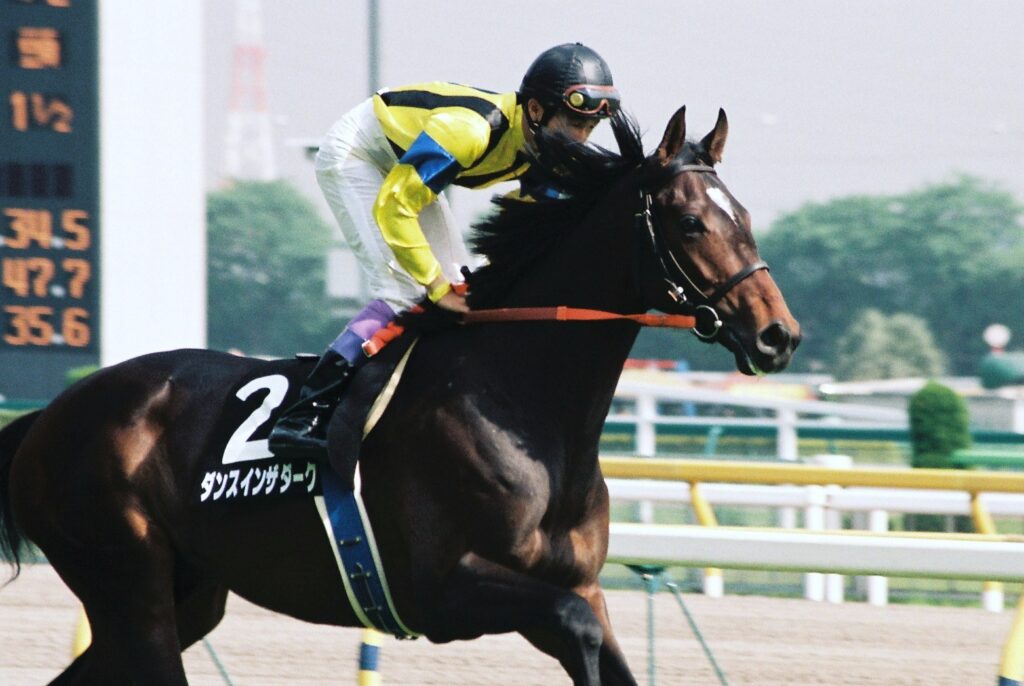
<box><xmin>908</xmin><ymin>380</ymin><xmax>970</xmax><ymax>469</ymax></box>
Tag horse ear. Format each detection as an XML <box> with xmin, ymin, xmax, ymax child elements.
<box><xmin>655</xmin><ymin>106</ymin><xmax>687</xmax><ymax>165</ymax></box>
<box><xmin>699</xmin><ymin>108</ymin><xmax>729</xmax><ymax>164</ymax></box>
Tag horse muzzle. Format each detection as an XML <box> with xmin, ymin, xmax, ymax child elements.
<box><xmin>724</xmin><ymin>319</ymin><xmax>801</xmax><ymax>375</ymax></box>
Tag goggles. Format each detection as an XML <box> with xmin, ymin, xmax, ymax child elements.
<box><xmin>561</xmin><ymin>84</ymin><xmax>621</xmax><ymax>117</ymax></box>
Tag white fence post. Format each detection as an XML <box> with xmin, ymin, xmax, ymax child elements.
<box><xmin>813</xmin><ymin>455</ymin><xmax>852</xmax><ymax>604</ymax></box>
<box><xmin>635</xmin><ymin>394</ymin><xmax>657</xmax><ymax>458</ymax></box>
<box><xmin>824</xmin><ymin>492</ymin><xmax>844</xmax><ymax>603</ymax></box>
<box><xmin>803</xmin><ymin>485</ymin><xmax>825</xmax><ymax>601</ymax></box>
<box><xmin>776</xmin><ymin>408</ymin><xmax>799</xmax><ymax>529</ymax></box>
<box><xmin>867</xmin><ymin>509</ymin><xmax>890</xmax><ymax>606</ymax></box>
<box><xmin>635</xmin><ymin>393</ymin><xmax>657</xmax><ymax>524</ymax></box>
<box><xmin>777</xmin><ymin>409</ymin><xmax>799</xmax><ymax>461</ymax></box>
<box><xmin>1012</xmin><ymin>391</ymin><xmax>1024</xmax><ymax>434</ymax></box>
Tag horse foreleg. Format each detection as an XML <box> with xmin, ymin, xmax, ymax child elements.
<box><xmin>576</xmin><ymin>583</ymin><xmax>639</xmax><ymax>686</ymax></box>
<box><xmin>422</xmin><ymin>553</ymin><xmax>604</xmax><ymax>686</ymax></box>
<box><xmin>518</xmin><ymin>583</ymin><xmax>637</xmax><ymax>686</ymax></box>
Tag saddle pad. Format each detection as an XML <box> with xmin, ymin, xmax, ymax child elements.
<box><xmin>198</xmin><ymin>341</ymin><xmax>422</xmax><ymax>636</ymax></box>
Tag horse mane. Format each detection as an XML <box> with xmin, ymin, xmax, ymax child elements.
<box><xmin>395</xmin><ymin>111</ymin><xmax>670</xmax><ymax>331</ymax></box>
<box><xmin>465</xmin><ymin>111</ymin><xmax>646</xmax><ymax>308</ymax></box>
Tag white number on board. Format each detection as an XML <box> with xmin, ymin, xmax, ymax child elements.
<box><xmin>221</xmin><ymin>374</ymin><xmax>289</xmax><ymax>465</ymax></box>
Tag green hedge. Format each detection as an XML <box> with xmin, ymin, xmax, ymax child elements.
<box><xmin>908</xmin><ymin>380</ymin><xmax>970</xmax><ymax>469</ymax></box>
<box><xmin>908</xmin><ymin>381</ymin><xmax>971</xmax><ymax>532</ymax></box>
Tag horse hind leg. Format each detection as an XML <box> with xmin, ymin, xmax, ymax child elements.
<box><xmin>14</xmin><ymin>376</ymin><xmax>194</xmax><ymax>684</ymax></box>
<box><xmin>41</xmin><ymin>521</ymin><xmax>190</xmax><ymax>685</ymax></box>
<box><xmin>174</xmin><ymin>574</ymin><xmax>229</xmax><ymax>649</ymax></box>
<box><xmin>48</xmin><ymin>570</ymin><xmax>228</xmax><ymax>685</ymax></box>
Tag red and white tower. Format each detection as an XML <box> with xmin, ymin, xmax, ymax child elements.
<box><xmin>224</xmin><ymin>0</ymin><xmax>276</xmax><ymax>181</ymax></box>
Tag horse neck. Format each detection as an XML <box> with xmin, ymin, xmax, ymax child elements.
<box><xmin>478</xmin><ymin>175</ymin><xmax>645</xmax><ymax>444</ymax></box>
<box><xmin>507</xmin><ymin>174</ymin><xmax>644</xmax><ymax>313</ymax></box>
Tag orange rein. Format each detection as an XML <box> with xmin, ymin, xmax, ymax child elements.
<box><xmin>462</xmin><ymin>306</ymin><xmax>695</xmax><ymax>329</ymax></box>
<box><xmin>362</xmin><ymin>305</ymin><xmax>695</xmax><ymax>357</ymax></box>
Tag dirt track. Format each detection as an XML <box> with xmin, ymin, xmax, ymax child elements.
<box><xmin>0</xmin><ymin>564</ymin><xmax>1013</xmax><ymax>685</ymax></box>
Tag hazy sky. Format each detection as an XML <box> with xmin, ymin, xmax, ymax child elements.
<box><xmin>204</xmin><ymin>0</ymin><xmax>1024</xmax><ymax>234</ymax></box>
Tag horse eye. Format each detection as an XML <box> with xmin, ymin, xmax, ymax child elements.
<box><xmin>679</xmin><ymin>215</ymin><xmax>705</xmax><ymax>234</ymax></box>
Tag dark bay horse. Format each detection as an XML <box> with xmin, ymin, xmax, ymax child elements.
<box><xmin>0</xmin><ymin>106</ymin><xmax>798</xmax><ymax>685</ymax></box>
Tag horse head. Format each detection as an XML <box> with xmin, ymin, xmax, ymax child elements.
<box><xmin>466</xmin><ymin>105</ymin><xmax>799</xmax><ymax>375</ymax></box>
<box><xmin>640</xmin><ymin>106</ymin><xmax>800</xmax><ymax>374</ymax></box>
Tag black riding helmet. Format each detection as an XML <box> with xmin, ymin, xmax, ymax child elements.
<box><xmin>519</xmin><ymin>43</ymin><xmax>620</xmax><ymax>129</ymax></box>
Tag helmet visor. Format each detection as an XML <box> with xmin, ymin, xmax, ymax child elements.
<box><xmin>562</xmin><ymin>84</ymin><xmax>621</xmax><ymax>117</ymax></box>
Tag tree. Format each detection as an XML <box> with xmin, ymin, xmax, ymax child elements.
<box><xmin>758</xmin><ymin>176</ymin><xmax>1024</xmax><ymax>374</ymax></box>
<box><xmin>833</xmin><ymin>309</ymin><xmax>947</xmax><ymax>381</ymax></box>
<box><xmin>207</xmin><ymin>180</ymin><xmax>342</xmax><ymax>357</ymax></box>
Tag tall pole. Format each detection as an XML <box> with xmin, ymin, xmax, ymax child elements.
<box><xmin>367</xmin><ymin>0</ymin><xmax>380</xmax><ymax>95</ymax></box>
<box><xmin>225</xmin><ymin>0</ymin><xmax>276</xmax><ymax>181</ymax></box>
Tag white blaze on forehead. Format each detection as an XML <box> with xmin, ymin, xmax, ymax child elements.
<box><xmin>706</xmin><ymin>186</ymin><xmax>740</xmax><ymax>226</ymax></box>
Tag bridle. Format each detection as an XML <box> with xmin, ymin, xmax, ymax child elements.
<box><xmin>637</xmin><ymin>163</ymin><xmax>769</xmax><ymax>341</ymax></box>
<box><xmin>426</xmin><ymin>163</ymin><xmax>768</xmax><ymax>342</ymax></box>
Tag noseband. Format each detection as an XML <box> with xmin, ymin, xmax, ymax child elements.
<box><xmin>638</xmin><ymin>163</ymin><xmax>769</xmax><ymax>340</ymax></box>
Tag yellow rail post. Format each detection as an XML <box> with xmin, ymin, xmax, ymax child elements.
<box><xmin>71</xmin><ymin>606</ymin><xmax>91</xmax><ymax>658</ymax></box>
<box><xmin>689</xmin><ymin>481</ymin><xmax>723</xmax><ymax>597</ymax></box>
<box><xmin>358</xmin><ymin>628</ymin><xmax>383</xmax><ymax>686</ymax></box>
<box><xmin>971</xmin><ymin>492</ymin><xmax>1005</xmax><ymax>612</ymax></box>
<box><xmin>1000</xmin><ymin>591</ymin><xmax>1024</xmax><ymax>686</ymax></box>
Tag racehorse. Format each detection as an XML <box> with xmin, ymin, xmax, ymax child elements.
<box><xmin>0</xmin><ymin>105</ymin><xmax>799</xmax><ymax>685</ymax></box>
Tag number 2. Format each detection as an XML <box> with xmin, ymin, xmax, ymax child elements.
<box><xmin>221</xmin><ymin>374</ymin><xmax>289</xmax><ymax>465</ymax></box>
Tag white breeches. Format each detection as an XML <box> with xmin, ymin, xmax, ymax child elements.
<box><xmin>314</xmin><ymin>98</ymin><xmax>474</xmax><ymax>312</ymax></box>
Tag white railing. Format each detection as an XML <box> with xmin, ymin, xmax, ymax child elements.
<box><xmin>611</xmin><ymin>374</ymin><xmax>911</xmax><ymax>534</ymax></box>
<box><xmin>612</xmin><ymin>374</ymin><xmax>907</xmax><ymax>461</ymax></box>
<box><xmin>606</xmin><ymin>473</ymin><xmax>1024</xmax><ymax>610</ymax></box>
<box><xmin>606</xmin><ymin>374</ymin><xmax>1024</xmax><ymax>609</ymax></box>
<box><xmin>604</xmin><ymin>521</ymin><xmax>1024</xmax><ymax>686</ymax></box>
<box><xmin>606</xmin><ymin>523</ymin><xmax>1024</xmax><ymax>581</ymax></box>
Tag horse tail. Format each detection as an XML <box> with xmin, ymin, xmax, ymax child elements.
<box><xmin>0</xmin><ymin>410</ymin><xmax>42</xmax><ymax>581</ymax></box>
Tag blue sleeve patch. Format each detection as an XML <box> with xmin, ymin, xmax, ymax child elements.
<box><xmin>519</xmin><ymin>176</ymin><xmax>570</xmax><ymax>201</ymax></box>
<box><xmin>400</xmin><ymin>132</ymin><xmax>461</xmax><ymax>194</ymax></box>
<box><xmin>534</xmin><ymin>184</ymin><xmax>569</xmax><ymax>200</ymax></box>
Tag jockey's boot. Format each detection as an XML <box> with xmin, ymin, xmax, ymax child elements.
<box><xmin>268</xmin><ymin>349</ymin><xmax>352</xmax><ymax>456</ymax></box>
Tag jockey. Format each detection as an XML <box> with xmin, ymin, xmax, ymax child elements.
<box><xmin>269</xmin><ymin>43</ymin><xmax>621</xmax><ymax>456</ymax></box>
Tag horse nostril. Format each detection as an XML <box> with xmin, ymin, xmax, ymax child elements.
<box><xmin>758</xmin><ymin>322</ymin><xmax>792</xmax><ymax>355</ymax></box>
